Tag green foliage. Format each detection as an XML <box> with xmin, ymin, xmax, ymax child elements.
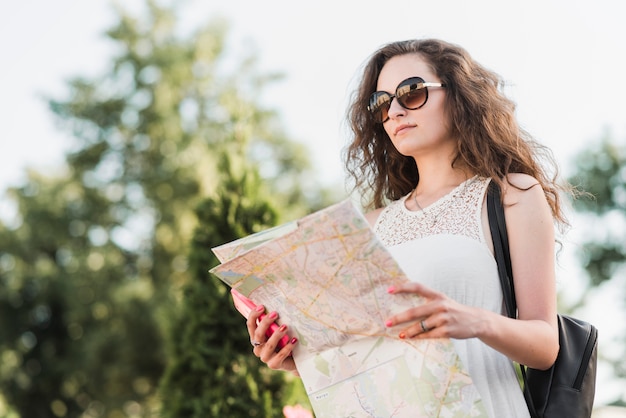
<box><xmin>569</xmin><ymin>137</ymin><xmax>626</xmax><ymax>285</ymax></box>
<box><xmin>568</xmin><ymin>134</ymin><xmax>626</xmax><ymax>406</ymax></box>
<box><xmin>0</xmin><ymin>1</ymin><xmax>326</xmax><ymax>417</ymax></box>
<box><xmin>570</xmin><ymin>138</ymin><xmax>626</xmax><ymax>214</ymax></box>
<box><xmin>0</xmin><ymin>172</ymin><xmax>164</xmax><ymax>417</ymax></box>
<box><xmin>159</xmin><ymin>153</ymin><xmax>308</xmax><ymax>417</ymax></box>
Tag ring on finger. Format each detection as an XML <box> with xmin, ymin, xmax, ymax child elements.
<box><xmin>420</xmin><ymin>320</ymin><xmax>429</xmax><ymax>333</ymax></box>
<box><xmin>251</xmin><ymin>340</ymin><xmax>263</xmax><ymax>347</ymax></box>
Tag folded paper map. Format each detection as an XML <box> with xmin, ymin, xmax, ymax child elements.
<box><xmin>210</xmin><ymin>199</ymin><xmax>486</xmax><ymax>417</ymax></box>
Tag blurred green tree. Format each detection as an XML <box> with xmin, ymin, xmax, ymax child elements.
<box><xmin>568</xmin><ymin>133</ymin><xmax>626</xmax><ymax>407</ymax></box>
<box><xmin>159</xmin><ymin>152</ymin><xmax>310</xmax><ymax>417</ymax></box>
<box><xmin>0</xmin><ymin>1</ymin><xmax>333</xmax><ymax>416</ymax></box>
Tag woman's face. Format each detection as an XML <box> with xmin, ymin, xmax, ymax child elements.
<box><xmin>376</xmin><ymin>54</ymin><xmax>452</xmax><ymax>158</ymax></box>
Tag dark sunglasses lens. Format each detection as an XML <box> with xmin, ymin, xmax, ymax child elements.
<box><xmin>369</xmin><ymin>92</ymin><xmax>392</xmax><ymax>123</ymax></box>
<box><xmin>397</xmin><ymin>79</ymin><xmax>427</xmax><ymax>109</ymax></box>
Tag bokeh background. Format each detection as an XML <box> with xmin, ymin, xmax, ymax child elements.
<box><xmin>1</xmin><ymin>0</ymin><xmax>625</xmax><ymax>416</ymax></box>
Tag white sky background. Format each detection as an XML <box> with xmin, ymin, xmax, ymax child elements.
<box><xmin>1</xmin><ymin>0</ymin><xmax>625</xmax><ymax>407</ymax></box>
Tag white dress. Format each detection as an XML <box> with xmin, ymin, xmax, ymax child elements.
<box><xmin>373</xmin><ymin>176</ymin><xmax>530</xmax><ymax>418</ymax></box>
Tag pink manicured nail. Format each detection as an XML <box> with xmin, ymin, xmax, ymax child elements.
<box><xmin>385</xmin><ymin>320</ymin><xmax>393</xmax><ymax>327</ymax></box>
<box><xmin>255</xmin><ymin>305</ymin><xmax>264</xmax><ymax>312</ymax></box>
<box><xmin>387</xmin><ymin>286</ymin><xmax>396</xmax><ymax>294</ymax></box>
<box><xmin>291</xmin><ymin>337</ymin><xmax>298</xmax><ymax>345</ymax></box>
<box><xmin>399</xmin><ymin>332</ymin><xmax>406</xmax><ymax>339</ymax></box>
<box><xmin>279</xmin><ymin>324</ymin><xmax>287</xmax><ymax>332</ymax></box>
<box><xmin>269</xmin><ymin>311</ymin><xmax>278</xmax><ymax>319</ymax></box>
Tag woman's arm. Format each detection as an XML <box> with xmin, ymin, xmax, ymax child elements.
<box><xmin>485</xmin><ymin>173</ymin><xmax>559</xmax><ymax>368</ymax></box>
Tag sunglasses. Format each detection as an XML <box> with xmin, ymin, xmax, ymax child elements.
<box><xmin>367</xmin><ymin>76</ymin><xmax>446</xmax><ymax>123</ymax></box>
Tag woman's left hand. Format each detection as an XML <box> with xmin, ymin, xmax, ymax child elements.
<box><xmin>385</xmin><ymin>281</ymin><xmax>484</xmax><ymax>340</ymax></box>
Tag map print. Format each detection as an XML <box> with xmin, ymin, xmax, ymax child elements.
<box><xmin>211</xmin><ymin>199</ymin><xmax>487</xmax><ymax>417</ymax></box>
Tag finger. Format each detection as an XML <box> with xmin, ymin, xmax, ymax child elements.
<box><xmin>263</xmin><ymin>323</ymin><xmax>289</xmax><ymax>352</ymax></box>
<box><xmin>258</xmin><ymin>311</ymin><xmax>279</xmax><ymax>334</ymax></box>
<box><xmin>246</xmin><ymin>304</ymin><xmax>266</xmax><ymax>340</ymax></box>
<box><xmin>416</xmin><ymin>318</ymin><xmax>437</xmax><ymax>337</ymax></box>
<box><xmin>401</xmin><ymin>324</ymin><xmax>432</xmax><ymax>339</ymax></box>
<box><xmin>388</xmin><ymin>281</ymin><xmax>442</xmax><ymax>299</ymax></box>
<box><xmin>400</xmin><ymin>312</ymin><xmax>452</xmax><ymax>339</ymax></box>
<box><xmin>385</xmin><ymin>284</ymin><xmax>448</xmax><ymax>328</ymax></box>
<box><xmin>385</xmin><ymin>305</ymin><xmax>426</xmax><ymax>328</ymax></box>
<box><xmin>261</xmin><ymin>337</ymin><xmax>299</xmax><ymax>370</ymax></box>
<box><xmin>265</xmin><ymin>352</ymin><xmax>297</xmax><ymax>372</ymax></box>
<box><xmin>251</xmin><ymin>310</ymin><xmax>279</xmax><ymax>348</ymax></box>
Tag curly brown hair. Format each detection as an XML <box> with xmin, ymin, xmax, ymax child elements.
<box><xmin>343</xmin><ymin>38</ymin><xmax>570</xmax><ymax>227</ymax></box>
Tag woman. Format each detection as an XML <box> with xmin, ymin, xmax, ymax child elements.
<box><xmin>248</xmin><ymin>38</ymin><xmax>571</xmax><ymax>417</ymax></box>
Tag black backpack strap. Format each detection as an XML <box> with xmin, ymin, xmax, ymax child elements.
<box><xmin>486</xmin><ymin>181</ymin><xmax>517</xmax><ymax>318</ymax></box>
<box><xmin>487</xmin><ymin>180</ymin><xmax>538</xmax><ymax>417</ymax></box>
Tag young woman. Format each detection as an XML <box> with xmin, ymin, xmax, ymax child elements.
<box><xmin>248</xmin><ymin>38</ymin><xmax>571</xmax><ymax>417</ymax></box>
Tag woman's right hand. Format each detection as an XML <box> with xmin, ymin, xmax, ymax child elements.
<box><xmin>247</xmin><ymin>305</ymin><xmax>299</xmax><ymax>376</ymax></box>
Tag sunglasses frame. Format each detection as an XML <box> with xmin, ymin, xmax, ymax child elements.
<box><xmin>368</xmin><ymin>76</ymin><xmax>446</xmax><ymax>123</ymax></box>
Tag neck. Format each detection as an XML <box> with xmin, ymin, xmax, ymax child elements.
<box><xmin>410</xmin><ymin>140</ymin><xmax>470</xmax><ymax>189</ymax></box>
<box><xmin>414</xmin><ymin>161</ymin><xmax>472</xmax><ymax>193</ymax></box>
<box><xmin>411</xmin><ymin>160</ymin><xmax>474</xmax><ymax>209</ymax></box>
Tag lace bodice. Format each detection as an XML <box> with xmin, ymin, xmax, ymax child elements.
<box><xmin>374</xmin><ymin>176</ymin><xmax>489</xmax><ymax>246</ymax></box>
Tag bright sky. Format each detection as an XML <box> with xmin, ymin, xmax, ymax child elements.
<box><xmin>2</xmin><ymin>0</ymin><xmax>625</xmax><ymax>406</ymax></box>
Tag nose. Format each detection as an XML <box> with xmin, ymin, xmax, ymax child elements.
<box><xmin>386</xmin><ymin>96</ymin><xmax>406</xmax><ymax>120</ymax></box>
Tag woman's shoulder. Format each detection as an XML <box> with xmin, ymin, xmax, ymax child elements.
<box><xmin>502</xmin><ymin>173</ymin><xmax>543</xmax><ymax>204</ymax></box>
<box><xmin>504</xmin><ymin>172</ymin><xmax>540</xmax><ymax>189</ymax></box>
<box><xmin>364</xmin><ymin>207</ymin><xmax>385</xmax><ymax>228</ymax></box>
<box><xmin>364</xmin><ymin>193</ymin><xmax>410</xmax><ymax>228</ymax></box>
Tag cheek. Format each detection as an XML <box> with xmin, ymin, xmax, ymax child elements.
<box><xmin>430</xmin><ymin>121</ymin><xmax>451</xmax><ymax>142</ymax></box>
<box><xmin>439</xmin><ymin>114</ymin><xmax>453</xmax><ymax>136</ymax></box>
<box><xmin>426</xmin><ymin>107</ymin><xmax>451</xmax><ymax>135</ymax></box>
<box><xmin>436</xmin><ymin>101</ymin><xmax>452</xmax><ymax>132</ymax></box>
<box><xmin>434</xmin><ymin>115</ymin><xmax>449</xmax><ymax>132</ymax></box>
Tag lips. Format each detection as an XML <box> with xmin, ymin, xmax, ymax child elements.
<box><xmin>394</xmin><ymin>123</ymin><xmax>415</xmax><ymax>136</ymax></box>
